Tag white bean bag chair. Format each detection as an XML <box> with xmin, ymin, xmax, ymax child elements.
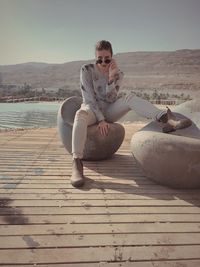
<box><xmin>131</xmin><ymin>99</ymin><xmax>200</xmax><ymax>189</ymax></box>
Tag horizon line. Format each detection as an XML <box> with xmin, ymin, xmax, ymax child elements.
<box><xmin>1</xmin><ymin>48</ymin><xmax>199</xmax><ymax>67</ymax></box>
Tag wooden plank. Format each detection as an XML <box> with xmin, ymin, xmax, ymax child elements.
<box><xmin>1</xmin><ymin>206</ymin><xmax>200</xmax><ymax>215</ymax></box>
<box><xmin>0</xmin><ymin>214</ymin><xmax>200</xmax><ymax>225</ymax></box>
<box><xmin>0</xmin><ymin>199</ymin><xmax>199</xmax><ymax>207</ymax></box>
<box><xmin>0</xmin><ymin>179</ymin><xmax>155</xmax><ymax>185</ymax></box>
<box><xmin>1</xmin><ymin>192</ymin><xmax>200</xmax><ymax>200</ymax></box>
<box><xmin>1</xmin><ymin>183</ymin><xmax>199</xmax><ymax>192</ymax></box>
<box><xmin>0</xmin><ymin>245</ymin><xmax>200</xmax><ymax>264</ymax></box>
<box><xmin>2</xmin><ymin>188</ymin><xmax>198</xmax><ymax>194</ymax></box>
<box><xmin>2</xmin><ymin>260</ymin><xmax>200</xmax><ymax>267</ymax></box>
<box><xmin>0</xmin><ymin>233</ymin><xmax>200</xmax><ymax>249</ymax></box>
<box><xmin>0</xmin><ymin>169</ymin><xmax>143</xmax><ymax>174</ymax></box>
<box><xmin>0</xmin><ymin>170</ymin><xmax>145</xmax><ymax>176</ymax></box>
<box><xmin>0</xmin><ymin>223</ymin><xmax>199</xmax><ymax>236</ymax></box>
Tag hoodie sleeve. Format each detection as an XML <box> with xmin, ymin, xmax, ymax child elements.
<box><xmin>105</xmin><ymin>70</ymin><xmax>124</xmax><ymax>103</ymax></box>
<box><xmin>80</xmin><ymin>65</ymin><xmax>105</xmax><ymax>122</ymax></box>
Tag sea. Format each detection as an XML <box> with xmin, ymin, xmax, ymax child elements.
<box><xmin>0</xmin><ymin>102</ymin><xmax>150</xmax><ymax>130</ymax></box>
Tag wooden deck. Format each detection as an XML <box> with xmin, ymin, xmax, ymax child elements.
<box><xmin>0</xmin><ymin>124</ymin><xmax>200</xmax><ymax>267</ymax></box>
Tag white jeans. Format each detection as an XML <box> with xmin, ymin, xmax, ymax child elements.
<box><xmin>72</xmin><ymin>93</ymin><xmax>166</xmax><ymax>159</ymax></box>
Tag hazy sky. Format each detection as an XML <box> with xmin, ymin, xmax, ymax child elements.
<box><xmin>0</xmin><ymin>0</ymin><xmax>200</xmax><ymax>65</ymax></box>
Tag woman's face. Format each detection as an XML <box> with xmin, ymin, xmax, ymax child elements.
<box><xmin>95</xmin><ymin>49</ymin><xmax>112</xmax><ymax>72</ymax></box>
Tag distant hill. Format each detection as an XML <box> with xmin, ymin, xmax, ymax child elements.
<box><xmin>0</xmin><ymin>49</ymin><xmax>200</xmax><ymax>94</ymax></box>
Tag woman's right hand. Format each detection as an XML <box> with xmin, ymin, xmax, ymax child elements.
<box><xmin>108</xmin><ymin>58</ymin><xmax>119</xmax><ymax>81</ymax></box>
<box><xmin>98</xmin><ymin>120</ymin><xmax>109</xmax><ymax>136</ymax></box>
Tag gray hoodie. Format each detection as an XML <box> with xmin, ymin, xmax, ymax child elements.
<box><xmin>80</xmin><ymin>63</ymin><xmax>124</xmax><ymax>121</ymax></box>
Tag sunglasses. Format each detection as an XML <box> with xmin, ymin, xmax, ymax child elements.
<box><xmin>96</xmin><ymin>58</ymin><xmax>112</xmax><ymax>65</ymax></box>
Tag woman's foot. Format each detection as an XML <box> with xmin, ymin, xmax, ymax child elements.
<box><xmin>159</xmin><ymin>107</ymin><xmax>192</xmax><ymax>133</ymax></box>
<box><xmin>71</xmin><ymin>158</ymin><xmax>84</xmax><ymax>187</ymax></box>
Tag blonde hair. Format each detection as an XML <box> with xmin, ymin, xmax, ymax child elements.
<box><xmin>95</xmin><ymin>40</ymin><xmax>113</xmax><ymax>56</ymax></box>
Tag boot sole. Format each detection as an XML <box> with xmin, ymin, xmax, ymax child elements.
<box><xmin>71</xmin><ymin>177</ymin><xmax>85</xmax><ymax>188</ymax></box>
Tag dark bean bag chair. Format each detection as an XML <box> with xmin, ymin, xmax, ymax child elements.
<box><xmin>57</xmin><ymin>96</ymin><xmax>125</xmax><ymax>160</ymax></box>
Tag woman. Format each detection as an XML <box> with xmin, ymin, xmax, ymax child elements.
<box><xmin>71</xmin><ymin>40</ymin><xmax>192</xmax><ymax>187</ymax></box>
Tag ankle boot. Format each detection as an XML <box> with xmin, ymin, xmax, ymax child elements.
<box><xmin>71</xmin><ymin>158</ymin><xmax>84</xmax><ymax>187</ymax></box>
<box><xmin>159</xmin><ymin>107</ymin><xmax>192</xmax><ymax>133</ymax></box>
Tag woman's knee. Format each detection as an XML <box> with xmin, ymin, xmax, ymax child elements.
<box><xmin>74</xmin><ymin>108</ymin><xmax>89</xmax><ymax>122</ymax></box>
<box><xmin>122</xmin><ymin>92</ymin><xmax>136</xmax><ymax>103</ymax></box>
<box><xmin>74</xmin><ymin>108</ymin><xmax>96</xmax><ymax>125</ymax></box>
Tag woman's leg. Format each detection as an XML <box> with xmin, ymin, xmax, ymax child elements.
<box><xmin>71</xmin><ymin>105</ymin><xmax>97</xmax><ymax>187</ymax></box>
<box><xmin>105</xmin><ymin>93</ymin><xmax>166</xmax><ymax>122</ymax></box>
<box><xmin>72</xmin><ymin>104</ymin><xmax>97</xmax><ymax>159</ymax></box>
<box><xmin>105</xmin><ymin>93</ymin><xmax>192</xmax><ymax>133</ymax></box>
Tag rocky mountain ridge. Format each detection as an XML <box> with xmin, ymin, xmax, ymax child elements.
<box><xmin>0</xmin><ymin>49</ymin><xmax>200</xmax><ymax>94</ymax></box>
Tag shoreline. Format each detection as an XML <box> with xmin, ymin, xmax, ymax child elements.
<box><xmin>0</xmin><ymin>125</ymin><xmax>56</xmax><ymax>133</ymax></box>
<box><xmin>0</xmin><ymin>101</ymin><xmax>61</xmax><ymax>104</ymax></box>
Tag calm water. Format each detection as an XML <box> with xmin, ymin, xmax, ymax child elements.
<box><xmin>0</xmin><ymin>102</ymin><xmax>149</xmax><ymax>129</ymax></box>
